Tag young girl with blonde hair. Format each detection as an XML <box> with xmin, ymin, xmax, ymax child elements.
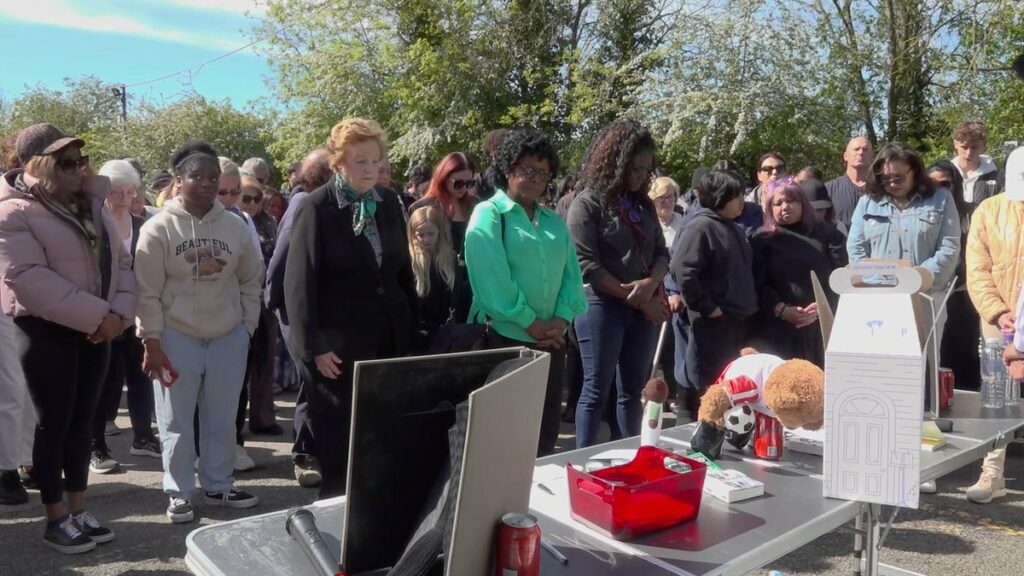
<box><xmin>408</xmin><ymin>205</ymin><xmax>457</xmax><ymax>349</ymax></box>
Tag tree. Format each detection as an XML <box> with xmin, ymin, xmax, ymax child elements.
<box><xmin>255</xmin><ymin>0</ymin><xmax>682</xmax><ymax>171</ymax></box>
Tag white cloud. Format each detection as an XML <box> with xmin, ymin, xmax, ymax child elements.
<box><xmin>0</xmin><ymin>0</ymin><xmax>252</xmax><ymax>51</ymax></box>
<box><xmin>156</xmin><ymin>0</ymin><xmax>266</xmax><ymax>15</ymax></box>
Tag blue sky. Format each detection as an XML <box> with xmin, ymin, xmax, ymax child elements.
<box><xmin>0</xmin><ymin>0</ymin><xmax>274</xmax><ymax>107</ymax></box>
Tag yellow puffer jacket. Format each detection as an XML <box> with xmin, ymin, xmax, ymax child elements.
<box><xmin>966</xmin><ymin>194</ymin><xmax>1024</xmax><ymax>324</ymax></box>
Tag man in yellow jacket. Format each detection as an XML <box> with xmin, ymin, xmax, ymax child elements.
<box><xmin>965</xmin><ymin>146</ymin><xmax>1020</xmax><ymax>504</ymax></box>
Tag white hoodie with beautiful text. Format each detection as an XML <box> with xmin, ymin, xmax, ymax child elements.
<box><xmin>134</xmin><ymin>198</ymin><xmax>264</xmax><ymax>341</ymax></box>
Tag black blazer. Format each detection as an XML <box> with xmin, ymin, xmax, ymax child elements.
<box><xmin>284</xmin><ymin>181</ymin><xmax>416</xmax><ymax>364</ymax></box>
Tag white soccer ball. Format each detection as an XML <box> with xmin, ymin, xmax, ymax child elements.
<box><xmin>724</xmin><ymin>404</ymin><xmax>755</xmax><ymax>435</ymax></box>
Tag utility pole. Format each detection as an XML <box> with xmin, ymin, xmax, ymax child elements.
<box><xmin>111</xmin><ymin>85</ymin><xmax>127</xmax><ymax>129</ymax></box>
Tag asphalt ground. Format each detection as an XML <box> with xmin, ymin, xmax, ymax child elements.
<box><xmin>1</xmin><ymin>393</ymin><xmax>1022</xmax><ymax>576</ymax></box>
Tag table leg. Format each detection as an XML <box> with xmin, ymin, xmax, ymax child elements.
<box><xmin>862</xmin><ymin>503</ymin><xmax>880</xmax><ymax>576</ymax></box>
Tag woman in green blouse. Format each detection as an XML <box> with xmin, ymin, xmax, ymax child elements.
<box><xmin>464</xmin><ymin>128</ymin><xmax>587</xmax><ymax>456</ymax></box>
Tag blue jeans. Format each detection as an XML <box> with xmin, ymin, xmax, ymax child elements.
<box><xmin>574</xmin><ymin>293</ymin><xmax>658</xmax><ymax>448</ymax></box>
<box><xmin>154</xmin><ymin>324</ymin><xmax>249</xmax><ymax>498</ymax></box>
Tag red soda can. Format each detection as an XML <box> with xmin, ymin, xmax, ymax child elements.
<box><xmin>753</xmin><ymin>412</ymin><xmax>784</xmax><ymax>460</ymax></box>
<box><xmin>939</xmin><ymin>368</ymin><xmax>954</xmax><ymax>408</ymax></box>
<box><xmin>494</xmin><ymin>513</ymin><xmax>541</xmax><ymax>576</ymax></box>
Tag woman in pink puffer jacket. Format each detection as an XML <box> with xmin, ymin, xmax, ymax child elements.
<box><xmin>0</xmin><ymin>124</ymin><xmax>135</xmax><ymax>555</ymax></box>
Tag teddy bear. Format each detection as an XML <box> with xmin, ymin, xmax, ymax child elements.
<box><xmin>690</xmin><ymin>349</ymin><xmax>824</xmax><ymax>459</ymax></box>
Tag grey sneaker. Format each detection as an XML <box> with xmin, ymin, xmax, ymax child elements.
<box><xmin>43</xmin><ymin>515</ymin><xmax>95</xmax><ymax>554</ymax></box>
<box><xmin>104</xmin><ymin>421</ymin><xmax>121</xmax><ymax>436</ymax></box>
<box><xmin>89</xmin><ymin>449</ymin><xmax>119</xmax><ymax>474</ymax></box>
<box><xmin>966</xmin><ymin>473</ymin><xmax>1006</xmax><ymax>504</ymax></box>
<box><xmin>71</xmin><ymin>511</ymin><xmax>114</xmax><ymax>544</ymax></box>
<box><xmin>166</xmin><ymin>497</ymin><xmax>194</xmax><ymax>524</ymax></box>
<box><xmin>129</xmin><ymin>436</ymin><xmax>161</xmax><ymax>458</ymax></box>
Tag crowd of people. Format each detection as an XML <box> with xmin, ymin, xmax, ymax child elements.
<box><xmin>0</xmin><ymin>115</ymin><xmax>1020</xmax><ymax>555</ymax></box>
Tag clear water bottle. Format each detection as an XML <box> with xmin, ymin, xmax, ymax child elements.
<box><xmin>1007</xmin><ymin>333</ymin><xmax>1021</xmax><ymax>405</ymax></box>
<box><xmin>981</xmin><ymin>337</ymin><xmax>1007</xmax><ymax>409</ymax></box>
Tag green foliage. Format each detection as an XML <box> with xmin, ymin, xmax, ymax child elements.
<box><xmin>1</xmin><ymin>78</ymin><xmax>277</xmax><ymax>183</ymax></box>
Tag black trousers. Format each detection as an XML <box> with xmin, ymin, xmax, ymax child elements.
<box><xmin>279</xmin><ymin>321</ymin><xmax>315</xmax><ymax>460</ymax></box>
<box><xmin>15</xmin><ymin>316</ymin><xmax>110</xmax><ymax>505</ymax></box>
<box><xmin>489</xmin><ymin>332</ymin><xmax>566</xmax><ymax>457</ymax></box>
<box><xmin>689</xmin><ymin>313</ymin><xmax>751</xmax><ymax>391</ymax></box>
<box><xmin>563</xmin><ymin>320</ymin><xmax>583</xmax><ymax>418</ymax></box>
<box><xmin>92</xmin><ymin>328</ymin><xmax>154</xmax><ymax>451</ymax></box>
<box><xmin>300</xmin><ymin>360</ymin><xmax>355</xmax><ymax>499</ymax></box>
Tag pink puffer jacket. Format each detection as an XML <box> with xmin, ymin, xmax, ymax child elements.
<box><xmin>0</xmin><ymin>169</ymin><xmax>136</xmax><ymax>334</ymax></box>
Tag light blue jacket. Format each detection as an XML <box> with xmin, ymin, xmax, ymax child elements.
<box><xmin>847</xmin><ymin>188</ymin><xmax>961</xmax><ymax>294</ymax></box>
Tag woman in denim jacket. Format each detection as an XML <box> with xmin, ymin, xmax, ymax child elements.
<box><xmin>848</xmin><ymin>142</ymin><xmax>961</xmax><ymax>295</ymax></box>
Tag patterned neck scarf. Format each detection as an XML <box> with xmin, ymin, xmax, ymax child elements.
<box><xmin>336</xmin><ymin>173</ymin><xmax>377</xmax><ymax>236</ymax></box>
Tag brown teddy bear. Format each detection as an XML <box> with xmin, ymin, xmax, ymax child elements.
<box><xmin>691</xmin><ymin>350</ymin><xmax>824</xmax><ymax>458</ymax></box>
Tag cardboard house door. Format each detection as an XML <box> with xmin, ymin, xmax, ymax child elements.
<box><xmin>835</xmin><ymin>392</ymin><xmax>896</xmax><ymax>500</ymax></box>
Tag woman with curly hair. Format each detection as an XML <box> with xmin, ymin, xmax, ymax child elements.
<box><xmin>567</xmin><ymin>119</ymin><xmax>670</xmax><ymax>448</ymax></box>
<box><xmin>465</xmin><ymin>127</ymin><xmax>586</xmax><ymax>455</ymax></box>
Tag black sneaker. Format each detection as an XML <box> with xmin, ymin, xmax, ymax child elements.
<box><xmin>204</xmin><ymin>488</ymin><xmax>259</xmax><ymax>509</ymax></box>
<box><xmin>71</xmin><ymin>511</ymin><xmax>115</xmax><ymax>544</ymax></box>
<box><xmin>0</xmin><ymin>470</ymin><xmax>28</xmax><ymax>505</ymax></box>
<box><xmin>43</xmin><ymin>515</ymin><xmax>96</xmax><ymax>554</ymax></box>
<box><xmin>130</xmin><ymin>436</ymin><xmax>162</xmax><ymax>458</ymax></box>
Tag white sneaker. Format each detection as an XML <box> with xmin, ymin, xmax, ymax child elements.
<box><xmin>166</xmin><ymin>497</ymin><xmax>194</xmax><ymax>523</ymax></box>
<box><xmin>234</xmin><ymin>445</ymin><xmax>255</xmax><ymax>472</ymax></box>
<box><xmin>920</xmin><ymin>480</ymin><xmax>936</xmax><ymax>494</ymax></box>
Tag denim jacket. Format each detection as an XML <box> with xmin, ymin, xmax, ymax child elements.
<box><xmin>847</xmin><ymin>188</ymin><xmax>961</xmax><ymax>294</ymax></box>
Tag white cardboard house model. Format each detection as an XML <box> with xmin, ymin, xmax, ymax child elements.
<box><xmin>813</xmin><ymin>261</ymin><xmax>952</xmax><ymax>509</ymax></box>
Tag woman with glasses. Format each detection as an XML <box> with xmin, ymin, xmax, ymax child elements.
<box><xmin>285</xmin><ymin>118</ymin><xmax>416</xmax><ymax>498</ymax></box>
<box><xmin>747</xmin><ymin>152</ymin><xmax>787</xmax><ymax>206</ymax></box>
<box><xmin>410</xmin><ymin>152</ymin><xmax>480</xmax><ymax>322</ymax></box>
<box><xmin>927</xmin><ymin>161</ymin><xmax>979</xmax><ymax>391</ymax></box>
<box><xmin>568</xmin><ymin>119</ymin><xmax>670</xmax><ymax>448</ymax></box>
<box><xmin>214</xmin><ymin>158</ymin><xmax>261</xmax><ymax>471</ymax></box>
<box><xmin>848</xmin><ymin>143</ymin><xmax>961</xmax><ymax>295</ymax></box>
<box><xmin>0</xmin><ymin>124</ymin><xmax>136</xmax><ymax>553</ymax></box>
<box><xmin>88</xmin><ymin>160</ymin><xmax>160</xmax><ymax>477</ymax></box>
<box><xmin>464</xmin><ymin>128</ymin><xmax>587</xmax><ymax>456</ymax></box>
<box><xmin>237</xmin><ymin>176</ymin><xmax>281</xmax><ymax>436</ymax></box>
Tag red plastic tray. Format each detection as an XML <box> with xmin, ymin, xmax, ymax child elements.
<box><xmin>565</xmin><ymin>446</ymin><xmax>707</xmax><ymax>541</ymax></box>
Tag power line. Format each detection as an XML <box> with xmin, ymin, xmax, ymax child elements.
<box><xmin>123</xmin><ymin>0</ymin><xmax>335</xmax><ymax>90</ymax></box>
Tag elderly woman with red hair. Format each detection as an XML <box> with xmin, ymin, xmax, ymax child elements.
<box><xmin>750</xmin><ymin>176</ymin><xmax>846</xmax><ymax>366</ymax></box>
<box><xmin>284</xmin><ymin>118</ymin><xmax>416</xmax><ymax>498</ymax></box>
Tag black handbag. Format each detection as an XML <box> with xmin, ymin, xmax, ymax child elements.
<box><xmin>424</xmin><ymin>211</ymin><xmax>509</xmax><ymax>354</ymax></box>
<box><xmin>424</xmin><ymin>320</ymin><xmax>494</xmax><ymax>354</ymax></box>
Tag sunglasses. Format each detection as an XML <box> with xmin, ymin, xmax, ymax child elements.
<box><xmin>218</xmin><ymin>189</ymin><xmax>241</xmax><ymax>197</ymax></box>
<box><xmin>452</xmin><ymin>178</ymin><xmax>477</xmax><ymax>190</ymax></box>
<box><xmin>57</xmin><ymin>156</ymin><xmax>89</xmax><ymax>174</ymax></box>
<box><xmin>759</xmin><ymin>164</ymin><xmax>785</xmax><ymax>174</ymax></box>
<box><xmin>879</xmin><ymin>173</ymin><xmax>909</xmax><ymax>187</ymax></box>
<box><xmin>241</xmin><ymin>194</ymin><xmax>261</xmax><ymax>204</ymax></box>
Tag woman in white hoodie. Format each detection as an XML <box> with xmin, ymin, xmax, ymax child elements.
<box><xmin>134</xmin><ymin>141</ymin><xmax>264</xmax><ymax>524</ymax></box>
